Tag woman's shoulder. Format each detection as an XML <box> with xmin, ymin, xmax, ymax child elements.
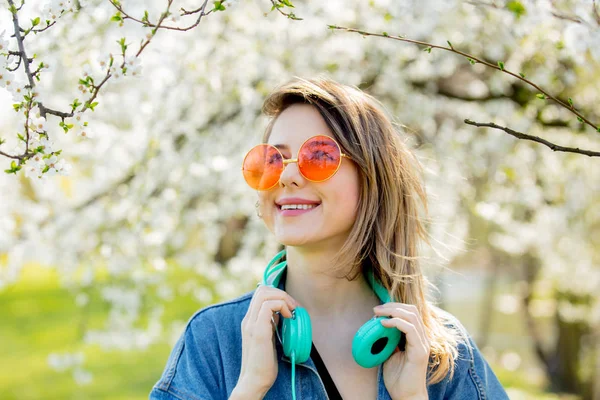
<box><xmin>426</xmin><ymin>304</ymin><xmax>510</xmax><ymax>399</ymax></box>
<box><xmin>150</xmin><ymin>289</ymin><xmax>257</xmax><ymax>399</ymax></box>
<box><xmin>185</xmin><ymin>288</ymin><xmax>255</xmax><ymax>331</ymax></box>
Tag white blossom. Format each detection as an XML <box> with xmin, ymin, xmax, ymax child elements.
<box><xmin>168</xmin><ymin>11</ymin><xmax>182</xmax><ymax>24</ymax></box>
<box><xmin>109</xmin><ymin>65</ymin><xmax>123</xmax><ymax>81</ymax></box>
<box><xmin>97</xmin><ymin>54</ymin><xmax>112</xmax><ymax>71</ymax></box>
<box><xmin>0</xmin><ymin>70</ymin><xmax>14</xmax><ymax>88</ymax></box>
<box><xmin>0</xmin><ymin>31</ymin><xmax>9</xmax><ymax>54</ymax></box>
<box><xmin>7</xmin><ymin>84</ymin><xmax>27</xmax><ymax>103</ymax></box>
<box><xmin>124</xmin><ymin>56</ymin><xmax>142</xmax><ymax>78</ymax></box>
<box><xmin>29</xmin><ymin>116</ymin><xmax>47</xmax><ymax>132</ymax></box>
<box><xmin>82</xmin><ymin>63</ymin><xmax>93</xmax><ymax>77</ymax></box>
<box><xmin>39</xmin><ymin>137</ymin><xmax>54</xmax><ymax>153</ymax></box>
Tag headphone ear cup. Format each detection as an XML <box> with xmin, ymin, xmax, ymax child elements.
<box><xmin>352</xmin><ymin>316</ymin><xmax>402</xmax><ymax>368</ymax></box>
<box><xmin>282</xmin><ymin>307</ymin><xmax>312</xmax><ymax>364</ymax></box>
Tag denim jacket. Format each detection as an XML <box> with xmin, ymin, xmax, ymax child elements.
<box><xmin>150</xmin><ymin>279</ymin><xmax>509</xmax><ymax>400</ymax></box>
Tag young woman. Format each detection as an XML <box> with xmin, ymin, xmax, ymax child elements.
<box><xmin>150</xmin><ymin>77</ymin><xmax>509</xmax><ymax>400</ymax></box>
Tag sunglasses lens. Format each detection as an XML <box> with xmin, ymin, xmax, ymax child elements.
<box><xmin>242</xmin><ymin>144</ymin><xmax>283</xmax><ymax>190</ymax></box>
<box><xmin>298</xmin><ymin>135</ymin><xmax>342</xmax><ymax>181</ymax></box>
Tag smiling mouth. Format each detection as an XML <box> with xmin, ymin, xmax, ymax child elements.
<box><xmin>276</xmin><ymin>203</ymin><xmax>321</xmax><ymax>214</ymax></box>
<box><xmin>277</xmin><ymin>204</ymin><xmax>320</xmax><ymax>210</ymax></box>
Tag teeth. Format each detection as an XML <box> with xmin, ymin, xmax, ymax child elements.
<box><xmin>280</xmin><ymin>204</ymin><xmax>318</xmax><ymax>210</ymax></box>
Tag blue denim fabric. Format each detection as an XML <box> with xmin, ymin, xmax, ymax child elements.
<box><xmin>150</xmin><ymin>281</ymin><xmax>509</xmax><ymax>400</ymax></box>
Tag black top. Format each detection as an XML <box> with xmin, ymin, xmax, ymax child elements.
<box><xmin>278</xmin><ymin>268</ymin><xmax>343</xmax><ymax>399</ymax></box>
<box><xmin>310</xmin><ymin>343</ymin><xmax>343</xmax><ymax>400</ymax></box>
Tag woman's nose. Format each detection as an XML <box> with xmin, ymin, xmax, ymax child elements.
<box><xmin>278</xmin><ymin>159</ymin><xmax>304</xmax><ymax>188</ymax></box>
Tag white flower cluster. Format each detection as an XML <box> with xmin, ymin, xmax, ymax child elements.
<box><xmin>24</xmin><ymin>153</ymin><xmax>72</xmax><ymax>179</ymax></box>
<box><xmin>41</xmin><ymin>0</ymin><xmax>75</xmax><ymax>22</ymax></box>
<box><xmin>109</xmin><ymin>55</ymin><xmax>143</xmax><ymax>81</ymax></box>
<box><xmin>124</xmin><ymin>55</ymin><xmax>142</xmax><ymax>77</ymax></box>
<box><xmin>72</xmin><ymin>111</ymin><xmax>93</xmax><ymax>138</ymax></box>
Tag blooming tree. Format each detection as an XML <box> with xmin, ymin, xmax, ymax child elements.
<box><xmin>0</xmin><ymin>0</ymin><xmax>598</xmax><ymax>397</ymax></box>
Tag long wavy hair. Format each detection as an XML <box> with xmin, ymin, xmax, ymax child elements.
<box><xmin>260</xmin><ymin>76</ymin><xmax>464</xmax><ymax>384</ymax></box>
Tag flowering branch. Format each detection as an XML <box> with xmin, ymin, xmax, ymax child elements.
<box><xmin>109</xmin><ymin>0</ymin><xmax>215</xmax><ymax>32</ymax></box>
<box><xmin>0</xmin><ymin>0</ymin><xmax>223</xmax><ymax>176</ymax></box>
<box><xmin>267</xmin><ymin>0</ymin><xmax>302</xmax><ymax>20</ymax></box>
<box><xmin>464</xmin><ymin>120</ymin><xmax>600</xmax><ymax>157</ymax></box>
<box><xmin>327</xmin><ymin>25</ymin><xmax>600</xmax><ymax>135</ymax></box>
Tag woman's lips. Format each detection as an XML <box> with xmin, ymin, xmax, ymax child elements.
<box><xmin>277</xmin><ymin>204</ymin><xmax>320</xmax><ymax>217</ymax></box>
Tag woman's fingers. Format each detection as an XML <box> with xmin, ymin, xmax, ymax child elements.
<box><xmin>248</xmin><ymin>285</ymin><xmax>298</xmax><ymax>323</ymax></box>
<box><xmin>374</xmin><ymin>304</ymin><xmax>430</xmax><ymax>352</ymax></box>
<box><xmin>380</xmin><ymin>317</ymin><xmax>430</xmax><ymax>362</ymax></box>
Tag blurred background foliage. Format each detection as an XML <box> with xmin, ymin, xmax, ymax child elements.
<box><xmin>0</xmin><ymin>0</ymin><xmax>599</xmax><ymax>399</ymax></box>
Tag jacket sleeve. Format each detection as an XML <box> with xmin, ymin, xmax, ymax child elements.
<box><xmin>150</xmin><ymin>308</ymin><xmax>227</xmax><ymax>400</ymax></box>
<box><xmin>439</xmin><ymin>330</ymin><xmax>510</xmax><ymax>399</ymax></box>
<box><xmin>425</xmin><ymin>306</ymin><xmax>510</xmax><ymax>400</ymax></box>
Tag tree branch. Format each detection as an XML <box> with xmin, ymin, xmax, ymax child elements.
<box><xmin>109</xmin><ymin>0</ymin><xmax>215</xmax><ymax>32</ymax></box>
<box><xmin>268</xmin><ymin>0</ymin><xmax>302</xmax><ymax>20</ymax></box>
<box><xmin>8</xmin><ymin>0</ymin><xmax>35</xmax><ymax>89</ymax></box>
<box><xmin>464</xmin><ymin>119</ymin><xmax>600</xmax><ymax>157</ymax></box>
<box><xmin>328</xmin><ymin>25</ymin><xmax>600</xmax><ymax>135</ymax></box>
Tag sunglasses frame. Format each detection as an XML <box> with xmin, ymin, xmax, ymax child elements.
<box><xmin>242</xmin><ymin>134</ymin><xmax>352</xmax><ymax>191</ymax></box>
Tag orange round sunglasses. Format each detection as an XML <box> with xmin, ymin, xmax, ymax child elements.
<box><xmin>242</xmin><ymin>135</ymin><xmax>352</xmax><ymax>191</ymax></box>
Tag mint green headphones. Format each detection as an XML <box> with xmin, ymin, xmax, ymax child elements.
<box><xmin>260</xmin><ymin>249</ymin><xmax>404</xmax><ymax>399</ymax></box>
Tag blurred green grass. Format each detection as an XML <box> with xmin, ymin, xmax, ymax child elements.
<box><xmin>0</xmin><ymin>264</ymin><xmax>577</xmax><ymax>399</ymax></box>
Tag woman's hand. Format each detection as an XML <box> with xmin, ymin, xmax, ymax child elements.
<box><xmin>374</xmin><ymin>303</ymin><xmax>430</xmax><ymax>400</ymax></box>
<box><xmin>236</xmin><ymin>285</ymin><xmax>300</xmax><ymax>397</ymax></box>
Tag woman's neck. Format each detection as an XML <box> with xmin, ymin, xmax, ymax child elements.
<box><xmin>283</xmin><ymin>246</ymin><xmax>381</xmax><ymax>320</ymax></box>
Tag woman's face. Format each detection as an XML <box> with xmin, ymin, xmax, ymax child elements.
<box><xmin>258</xmin><ymin>103</ymin><xmax>360</xmax><ymax>249</ymax></box>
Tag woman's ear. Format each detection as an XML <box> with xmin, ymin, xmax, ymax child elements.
<box><xmin>255</xmin><ymin>200</ymin><xmax>263</xmax><ymax>218</ymax></box>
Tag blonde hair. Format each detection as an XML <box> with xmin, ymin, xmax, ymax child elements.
<box><xmin>261</xmin><ymin>76</ymin><xmax>466</xmax><ymax>384</ymax></box>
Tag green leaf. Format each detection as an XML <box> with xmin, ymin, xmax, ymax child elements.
<box><xmin>382</xmin><ymin>32</ymin><xmax>388</xmax><ymax>37</ymax></box>
<box><xmin>0</xmin><ymin>138</ymin><xmax>5</xmax><ymax>146</ymax></box>
<box><xmin>446</xmin><ymin>40</ymin><xmax>453</xmax><ymax>49</ymax></box>
<box><xmin>536</xmin><ymin>93</ymin><xmax>546</xmax><ymax>100</ymax></box>
<box><xmin>17</xmin><ymin>133</ymin><xmax>26</xmax><ymax>142</ymax></box>
<box><xmin>577</xmin><ymin>116</ymin><xmax>583</xmax><ymax>123</ymax></box>
<box><xmin>424</xmin><ymin>46</ymin><xmax>432</xmax><ymax>53</ymax></box>
<box><xmin>467</xmin><ymin>58</ymin><xmax>476</xmax><ymax>65</ymax></box>
<box><xmin>111</xmin><ymin>13</ymin><xmax>123</xmax><ymax>22</ymax></box>
<box><xmin>507</xmin><ymin>1</ymin><xmax>526</xmax><ymax>19</ymax></box>
<box><xmin>384</xmin><ymin>12</ymin><xmax>392</xmax><ymax>22</ymax></box>
<box><xmin>89</xmin><ymin>101</ymin><xmax>99</xmax><ymax>111</ymax></box>
<box><xmin>597</xmin><ymin>127</ymin><xmax>600</xmax><ymax>133</ymax></box>
<box><xmin>519</xmin><ymin>72</ymin><xmax>525</xmax><ymax>78</ymax></box>
<box><xmin>497</xmin><ymin>61</ymin><xmax>505</xmax><ymax>71</ymax></box>
<box><xmin>142</xmin><ymin>10</ymin><xmax>149</xmax><ymax>24</ymax></box>
<box><xmin>280</xmin><ymin>0</ymin><xmax>295</xmax><ymax>7</ymax></box>
<box><xmin>568</xmin><ymin>97</ymin><xmax>573</xmax><ymax>107</ymax></box>
<box><xmin>32</xmin><ymin>17</ymin><xmax>40</xmax><ymax>26</ymax></box>
<box><xmin>213</xmin><ymin>1</ymin><xmax>226</xmax><ymax>11</ymax></box>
